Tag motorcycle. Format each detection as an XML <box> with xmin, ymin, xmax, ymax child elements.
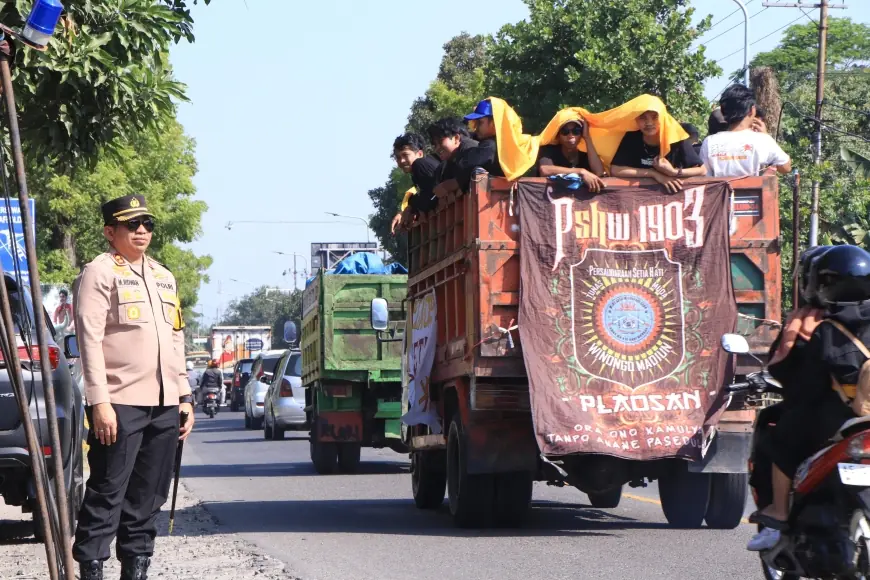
<box><xmin>201</xmin><ymin>387</ymin><xmax>221</xmax><ymax>419</ymax></box>
<box><xmin>721</xmin><ymin>333</ymin><xmax>870</xmax><ymax>580</ymax></box>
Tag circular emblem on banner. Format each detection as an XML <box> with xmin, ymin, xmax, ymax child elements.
<box><xmin>593</xmin><ymin>283</ymin><xmax>664</xmax><ymax>355</ymax></box>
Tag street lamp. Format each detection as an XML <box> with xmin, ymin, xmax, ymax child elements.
<box><xmin>273</xmin><ymin>251</ymin><xmax>309</xmax><ymax>290</ymax></box>
<box><xmin>325</xmin><ymin>212</ymin><xmax>370</xmax><ymax>243</ymax></box>
<box><xmin>731</xmin><ymin>0</ymin><xmax>750</xmax><ymax>86</ymax></box>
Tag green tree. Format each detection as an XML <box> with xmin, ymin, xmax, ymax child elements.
<box><xmin>0</xmin><ymin>0</ymin><xmax>203</xmax><ymax>165</ymax></box>
<box><xmin>29</xmin><ymin>118</ymin><xmax>212</xmax><ymax>310</ymax></box>
<box><xmin>220</xmin><ymin>287</ymin><xmax>304</xmax><ymax>350</ymax></box>
<box><xmin>748</xmin><ymin>18</ymin><xmax>870</xmax><ymax>310</ymax></box>
<box><xmin>486</xmin><ymin>0</ymin><xmax>720</xmax><ymax>131</ymax></box>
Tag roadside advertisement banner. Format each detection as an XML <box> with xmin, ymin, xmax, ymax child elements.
<box><xmin>402</xmin><ymin>291</ymin><xmax>441</xmax><ymax>433</ymax></box>
<box><xmin>0</xmin><ymin>199</ymin><xmax>34</xmax><ymax>285</ymax></box>
<box><xmin>517</xmin><ymin>180</ymin><xmax>736</xmax><ymax>461</ymax></box>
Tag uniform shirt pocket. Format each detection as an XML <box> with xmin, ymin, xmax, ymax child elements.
<box><xmin>116</xmin><ymin>284</ymin><xmax>150</xmax><ymax>324</ymax></box>
<box><xmin>159</xmin><ymin>292</ymin><xmax>182</xmax><ymax>330</ymax></box>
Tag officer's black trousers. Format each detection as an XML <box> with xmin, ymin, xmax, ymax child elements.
<box><xmin>73</xmin><ymin>405</ymin><xmax>179</xmax><ymax>562</ymax></box>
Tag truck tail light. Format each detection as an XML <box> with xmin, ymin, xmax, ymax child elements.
<box><xmin>0</xmin><ymin>345</ymin><xmax>60</xmax><ymax>370</ymax></box>
<box><xmin>279</xmin><ymin>378</ymin><xmax>293</xmax><ymax>397</ymax></box>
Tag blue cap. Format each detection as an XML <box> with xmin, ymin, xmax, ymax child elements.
<box><xmin>464</xmin><ymin>100</ymin><xmax>493</xmax><ymax>121</ymax></box>
<box><xmin>26</xmin><ymin>0</ymin><xmax>63</xmax><ymax>36</ymax></box>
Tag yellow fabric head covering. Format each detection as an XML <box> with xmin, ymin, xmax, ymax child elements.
<box><xmin>488</xmin><ymin>94</ymin><xmax>689</xmax><ymax>179</ymax></box>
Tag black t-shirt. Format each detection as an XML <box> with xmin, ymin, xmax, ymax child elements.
<box><xmin>536</xmin><ymin>144</ymin><xmax>591</xmax><ymax>173</ymax></box>
<box><xmin>611</xmin><ymin>131</ymin><xmax>703</xmax><ymax>170</ymax></box>
<box><xmin>468</xmin><ymin>138</ymin><xmax>504</xmax><ymax>177</ymax></box>
<box><xmin>408</xmin><ymin>155</ymin><xmax>441</xmax><ymax>214</ymax></box>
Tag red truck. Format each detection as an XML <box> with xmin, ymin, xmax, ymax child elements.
<box><xmin>380</xmin><ymin>174</ymin><xmax>781</xmax><ymax>528</ymax></box>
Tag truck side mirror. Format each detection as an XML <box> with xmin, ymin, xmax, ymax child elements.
<box><xmin>284</xmin><ymin>320</ymin><xmax>298</xmax><ymax>344</ymax></box>
<box><xmin>721</xmin><ymin>333</ymin><xmax>750</xmax><ymax>354</ymax></box>
<box><xmin>371</xmin><ymin>298</ymin><xmax>389</xmax><ymax>331</ymax></box>
<box><xmin>64</xmin><ymin>334</ymin><xmax>80</xmax><ymax>359</ymax></box>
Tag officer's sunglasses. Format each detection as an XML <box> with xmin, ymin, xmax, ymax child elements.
<box><xmin>559</xmin><ymin>125</ymin><xmax>584</xmax><ymax>136</ymax></box>
<box><xmin>118</xmin><ymin>217</ymin><xmax>155</xmax><ymax>233</ymax></box>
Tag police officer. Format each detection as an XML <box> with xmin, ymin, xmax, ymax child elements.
<box><xmin>72</xmin><ymin>194</ymin><xmax>195</xmax><ymax>580</ymax></box>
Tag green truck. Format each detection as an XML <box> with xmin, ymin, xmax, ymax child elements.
<box><xmin>301</xmin><ymin>269</ymin><xmax>407</xmax><ymax>474</ymax></box>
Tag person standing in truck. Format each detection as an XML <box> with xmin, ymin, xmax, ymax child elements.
<box><xmin>536</xmin><ymin>115</ymin><xmax>606</xmax><ymax>193</ymax></box>
<box><xmin>610</xmin><ymin>99</ymin><xmax>706</xmax><ymax>193</ymax></box>
<box><xmin>463</xmin><ymin>99</ymin><xmax>505</xmax><ymax>178</ymax></box>
<box><xmin>390</xmin><ymin>132</ymin><xmax>440</xmax><ymax>233</ymax></box>
<box><xmin>428</xmin><ymin>117</ymin><xmax>485</xmax><ymax>198</ymax></box>
<box><xmin>73</xmin><ymin>194</ymin><xmax>195</xmax><ymax>580</ymax></box>
<box><xmin>700</xmin><ymin>84</ymin><xmax>791</xmax><ymax>178</ymax></box>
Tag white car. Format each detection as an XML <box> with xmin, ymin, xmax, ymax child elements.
<box><xmin>243</xmin><ymin>350</ymin><xmax>286</xmax><ymax>430</ymax></box>
<box><xmin>263</xmin><ymin>350</ymin><xmax>305</xmax><ymax>440</ymax></box>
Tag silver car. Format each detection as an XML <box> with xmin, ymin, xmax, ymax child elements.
<box><xmin>243</xmin><ymin>350</ymin><xmax>286</xmax><ymax>430</ymax></box>
<box><xmin>263</xmin><ymin>351</ymin><xmax>305</xmax><ymax>440</ymax></box>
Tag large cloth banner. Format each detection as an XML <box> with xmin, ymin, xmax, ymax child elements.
<box><xmin>518</xmin><ymin>181</ymin><xmax>737</xmax><ymax>461</ymax></box>
<box><xmin>402</xmin><ymin>291</ymin><xmax>441</xmax><ymax>433</ymax></box>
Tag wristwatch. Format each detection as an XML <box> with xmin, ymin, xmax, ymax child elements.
<box><xmin>179</xmin><ymin>395</ymin><xmax>194</xmax><ymax>405</ymax></box>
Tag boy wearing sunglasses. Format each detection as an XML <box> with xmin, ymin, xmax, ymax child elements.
<box><xmin>536</xmin><ymin>119</ymin><xmax>606</xmax><ymax>193</ymax></box>
<box><xmin>72</xmin><ymin>194</ymin><xmax>194</xmax><ymax>580</ymax></box>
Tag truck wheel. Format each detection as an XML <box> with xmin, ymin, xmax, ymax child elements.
<box><xmin>659</xmin><ymin>462</ymin><xmax>711</xmax><ymax>529</ymax></box>
<box><xmin>411</xmin><ymin>451</ymin><xmax>446</xmax><ymax>510</ymax></box>
<box><xmin>311</xmin><ymin>439</ymin><xmax>337</xmax><ymax>474</ymax></box>
<box><xmin>588</xmin><ymin>485</ymin><xmax>622</xmax><ymax>509</ymax></box>
<box><xmin>447</xmin><ymin>413</ymin><xmax>495</xmax><ymax>528</ymax></box>
<box><xmin>493</xmin><ymin>471</ymin><xmax>533</xmax><ymax>527</ymax></box>
<box><xmin>337</xmin><ymin>443</ymin><xmax>362</xmax><ymax>474</ymax></box>
<box><xmin>705</xmin><ymin>473</ymin><xmax>748</xmax><ymax>530</ymax></box>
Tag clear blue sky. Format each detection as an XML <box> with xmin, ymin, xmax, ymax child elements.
<box><xmin>170</xmin><ymin>0</ymin><xmax>867</xmax><ymax>326</ymax></box>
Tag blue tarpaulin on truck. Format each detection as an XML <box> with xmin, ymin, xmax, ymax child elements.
<box><xmin>306</xmin><ymin>253</ymin><xmax>407</xmax><ymax>286</ymax></box>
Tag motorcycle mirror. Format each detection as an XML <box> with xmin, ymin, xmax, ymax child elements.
<box><xmin>721</xmin><ymin>333</ymin><xmax>750</xmax><ymax>354</ymax></box>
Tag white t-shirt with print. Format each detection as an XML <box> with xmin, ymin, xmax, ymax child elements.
<box><xmin>699</xmin><ymin>130</ymin><xmax>790</xmax><ymax>177</ymax></box>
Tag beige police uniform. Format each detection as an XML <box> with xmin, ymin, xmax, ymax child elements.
<box><xmin>74</xmin><ymin>251</ymin><xmax>189</xmax><ymax>406</ymax></box>
<box><xmin>72</xmin><ymin>248</ymin><xmax>191</xmax><ymax>566</ymax></box>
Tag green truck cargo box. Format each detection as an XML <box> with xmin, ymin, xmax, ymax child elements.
<box><xmin>301</xmin><ymin>270</ymin><xmax>407</xmax><ymax>474</ymax></box>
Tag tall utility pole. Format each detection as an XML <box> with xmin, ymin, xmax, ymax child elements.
<box><xmin>763</xmin><ymin>1</ymin><xmax>847</xmax><ymax>247</ymax></box>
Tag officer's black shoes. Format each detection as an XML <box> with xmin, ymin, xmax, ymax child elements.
<box><xmin>119</xmin><ymin>556</ymin><xmax>150</xmax><ymax>580</ymax></box>
<box><xmin>79</xmin><ymin>560</ymin><xmax>104</xmax><ymax>580</ymax></box>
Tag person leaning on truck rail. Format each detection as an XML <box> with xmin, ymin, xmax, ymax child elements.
<box><xmin>428</xmin><ymin>117</ymin><xmax>486</xmax><ymax>199</ymax></box>
<box><xmin>72</xmin><ymin>194</ymin><xmax>194</xmax><ymax>580</ymax></box>
<box><xmin>610</xmin><ymin>102</ymin><xmax>706</xmax><ymax>193</ymax></box>
<box><xmin>700</xmin><ymin>84</ymin><xmax>791</xmax><ymax>178</ymax></box>
<box><xmin>536</xmin><ymin>115</ymin><xmax>606</xmax><ymax>193</ymax></box>
<box><xmin>463</xmin><ymin>99</ymin><xmax>505</xmax><ymax>179</ymax></box>
<box><xmin>390</xmin><ymin>132</ymin><xmax>440</xmax><ymax>234</ymax></box>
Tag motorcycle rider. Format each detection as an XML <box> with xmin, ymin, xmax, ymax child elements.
<box><xmin>199</xmin><ymin>360</ymin><xmax>223</xmax><ymax>407</ymax></box>
<box><xmin>748</xmin><ymin>244</ymin><xmax>870</xmax><ymax>551</ymax></box>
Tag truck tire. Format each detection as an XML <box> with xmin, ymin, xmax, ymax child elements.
<box><xmin>411</xmin><ymin>451</ymin><xmax>446</xmax><ymax>510</ymax></box>
<box><xmin>337</xmin><ymin>443</ymin><xmax>362</xmax><ymax>474</ymax></box>
<box><xmin>493</xmin><ymin>471</ymin><xmax>533</xmax><ymax>527</ymax></box>
<box><xmin>659</xmin><ymin>462</ymin><xmax>711</xmax><ymax>529</ymax></box>
<box><xmin>588</xmin><ymin>485</ymin><xmax>622</xmax><ymax>509</ymax></box>
<box><xmin>311</xmin><ymin>439</ymin><xmax>337</xmax><ymax>474</ymax></box>
<box><xmin>705</xmin><ymin>473</ymin><xmax>748</xmax><ymax>530</ymax></box>
<box><xmin>447</xmin><ymin>413</ymin><xmax>495</xmax><ymax>528</ymax></box>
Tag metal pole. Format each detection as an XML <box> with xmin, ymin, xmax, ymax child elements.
<box><xmin>808</xmin><ymin>0</ymin><xmax>828</xmax><ymax>247</ymax></box>
<box><xmin>0</xmin><ymin>54</ymin><xmax>75</xmax><ymax>579</ymax></box>
<box><xmin>293</xmin><ymin>255</ymin><xmax>298</xmax><ymax>291</ymax></box>
<box><xmin>731</xmin><ymin>0</ymin><xmax>751</xmax><ymax>86</ymax></box>
<box><xmin>792</xmin><ymin>170</ymin><xmax>801</xmax><ymax>308</ymax></box>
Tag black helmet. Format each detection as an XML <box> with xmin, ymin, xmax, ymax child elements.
<box><xmin>813</xmin><ymin>245</ymin><xmax>870</xmax><ymax>305</ymax></box>
<box><xmin>798</xmin><ymin>245</ymin><xmax>832</xmax><ymax>306</ymax></box>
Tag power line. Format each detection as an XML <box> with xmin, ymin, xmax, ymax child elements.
<box><xmin>711</xmin><ymin>11</ymin><xmax>807</xmax><ymax>65</ymax></box>
<box><xmin>703</xmin><ymin>6</ymin><xmax>769</xmax><ymax>47</ymax></box>
<box><xmin>824</xmin><ymin>101</ymin><xmax>870</xmax><ymax>117</ymax></box>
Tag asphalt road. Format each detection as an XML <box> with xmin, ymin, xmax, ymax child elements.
<box><xmin>182</xmin><ymin>411</ymin><xmax>763</xmax><ymax>580</ymax></box>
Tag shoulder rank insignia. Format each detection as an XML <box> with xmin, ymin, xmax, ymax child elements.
<box><xmin>112</xmin><ymin>254</ymin><xmax>126</xmax><ymax>266</ymax></box>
